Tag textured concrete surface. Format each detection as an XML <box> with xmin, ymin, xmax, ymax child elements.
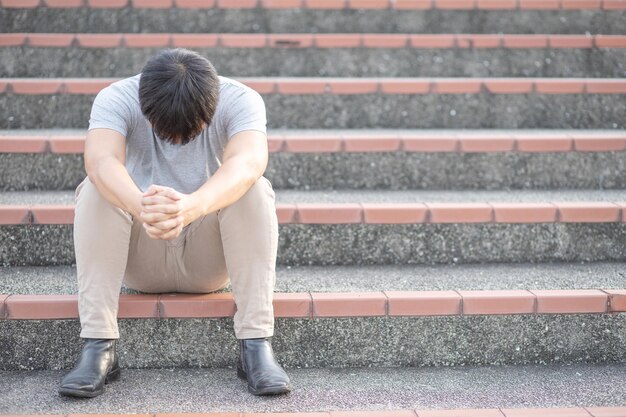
<box><xmin>2</xmin><ymin>128</ymin><xmax>619</xmax><ymax>137</ymax></box>
<box><xmin>2</xmin><ymin>94</ymin><xmax>625</xmax><ymax>130</ymax></box>
<box><xmin>1</xmin><ymin>9</ymin><xmax>624</xmax><ymax>34</ymax></box>
<box><xmin>2</xmin><ymin>150</ymin><xmax>626</xmax><ymax>192</ymax></box>
<box><xmin>2</xmin><ymin>363</ymin><xmax>626</xmax><ymax>414</ymax></box>
<box><xmin>0</xmin><ymin>153</ymin><xmax>85</xmax><ymax>192</ymax></box>
<box><xmin>1</xmin><ymin>223</ymin><xmax>625</xmax><ymax>266</ymax></box>
<box><xmin>2</xmin><ymin>261</ymin><xmax>625</xmax><ymax>295</ymax></box>
<box><xmin>3</xmin><ymin>188</ymin><xmax>626</xmax><ymax>205</ymax></box>
<box><xmin>1</xmin><ymin>314</ymin><xmax>625</xmax><ymax>370</ymax></box>
<box><xmin>3</xmin><ymin>48</ymin><xmax>625</xmax><ymax>78</ymax></box>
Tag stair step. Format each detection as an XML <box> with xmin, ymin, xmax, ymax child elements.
<box><xmin>4</xmin><ymin>0</ymin><xmax>625</xmax><ymax>10</ymax></box>
<box><xmin>2</xmin><ymin>129</ymin><xmax>624</xmax><ymax>191</ymax></box>
<box><xmin>2</xmin><ymin>77</ymin><xmax>624</xmax><ymax>129</ymax></box>
<box><xmin>0</xmin><ymin>190</ymin><xmax>625</xmax><ymax>266</ymax></box>
<box><xmin>3</xmin><ymin>129</ymin><xmax>625</xmax><ymax>153</ymax></box>
<box><xmin>2</xmin><ymin>288</ymin><xmax>623</xmax><ymax>319</ymax></box>
<box><xmin>3</xmin><ymin>262</ymin><xmax>626</xmax><ymax>294</ymax></box>
<box><xmin>1</xmin><ymin>262</ymin><xmax>626</xmax><ymax>369</ymax></box>
<box><xmin>5</xmin><ymin>33</ymin><xmax>625</xmax><ymax>49</ymax></box>
<box><xmin>3</xmin><ymin>33</ymin><xmax>625</xmax><ymax>78</ymax></box>
<box><xmin>1</xmin><ymin>290</ymin><xmax>625</xmax><ymax>368</ymax></box>
<box><xmin>3</xmin><ymin>76</ymin><xmax>626</xmax><ymax>95</ymax></box>
<box><xmin>2</xmin><ymin>188</ymin><xmax>626</xmax><ymax>205</ymax></box>
<box><xmin>0</xmin><ymin>33</ymin><xmax>626</xmax><ymax>78</ymax></box>
<box><xmin>1</xmin><ymin>365</ymin><xmax>626</xmax><ymax>414</ymax></box>
<box><xmin>2</xmin><ymin>7</ymin><xmax>624</xmax><ymax>34</ymax></box>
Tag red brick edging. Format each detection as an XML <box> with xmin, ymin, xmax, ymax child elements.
<box><xmin>1</xmin><ymin>202</ymin><xmax>625</xmax><ymax>225</ymax></box>
<box><xmin>2</xmin><ymin>131</ymin><xmax>625</xmax><ymax>154</ymax></box>
<box><xmin>2</xmin><ymin>77</ymin><xmax>626</xmax><ymax>95</ymax></box>
<box><xmin>1</xmin><ymin>33</ymin><xmax>625</xmax><ymax>49</ymax></box>
<box><xmin>1</xmin><ymin>288</ymin><xmax>625</xmax><ymax>319</ymax></box>
<box><xmin>2</xmin><ymin>0</ymin><xmax>625</xmax><ymax>10</ymax></box>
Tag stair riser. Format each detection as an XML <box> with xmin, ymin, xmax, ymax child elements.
<box><xmin>2</xmin><ymin>9</ymin><xmax>624</xmax><ymax>34</ymax></box>
<box><xmin>1</xmin><ymin>223</ymin><xmax>624</xmax><ymax>266</ymax></box>
<box><xmin>2</xmin><ymin>94</ymin><xmax>625</xmax><ymax>129</ymax></box>
<box><xmin>1</xmin><ymin>313</ymin><xmax>624</xmax><ymax>370</ymax></box>
<box><xmin>3</xmin><ymin>48</ymin><xmax>625</xmax><ymax>78</ymax></box>
<box><xmin>2</xmin><ymin>152</ymin><xmax>626</xmax><ymax>191</ymax></box>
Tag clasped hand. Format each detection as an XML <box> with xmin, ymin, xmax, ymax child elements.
<box><xmin>139</xmin><ymin>185</ymin><xmax>192</xmax><ymax>241</ymax></box>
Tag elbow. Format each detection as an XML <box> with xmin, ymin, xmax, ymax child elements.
<box><xmin>232</xmin><ymin>154</ymin><xmax>266</xmax><ymax>186</ymax></box>
<box><xmin>84</xmin><ymin>157</ymin><xmax>98</xmax><ymax>185</ymax></box>
<box><xmin>84</xmin><ymin>155</ymin><xmax>111</xmax><ymax>187</ymax></box>
<box><xmin>246</xmin><ymin>157</ymin><xmax>267</xmax><ymax>185</ymax></box>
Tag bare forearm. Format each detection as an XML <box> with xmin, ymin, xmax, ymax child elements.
<box><xmin>191</xmin><ymin>157</ymin><xmax>259</xmax><ymax>218</ymax></box>
<box><xmin>88</xmin><ymin>156</ymin><xmax>144</xmax><ymax>219</ymax></box>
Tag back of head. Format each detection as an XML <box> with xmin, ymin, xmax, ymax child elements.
<box><xmin>139</xmin><ymin>48</ymin><xmax>220</xmax><ymax>146</ymax></box>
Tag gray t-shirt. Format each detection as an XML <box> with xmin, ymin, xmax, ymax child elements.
<box><xmin>88</xmin><ymin>74</ymin><xmax>267</xmax><ymax>194</ymax></box>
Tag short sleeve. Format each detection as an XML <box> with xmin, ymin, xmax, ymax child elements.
<box><xmin>224</xmin><ymin>88</ymin><xmax>267</xmax><ymax>140</ymax></box>
<box><xmin>88</xmin><ymin>85</ymin><xmax>134</xmax><ymax>138</ymax></box>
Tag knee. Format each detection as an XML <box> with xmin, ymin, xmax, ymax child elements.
<box><xmin>219</xmin><ymin>176</ymin><xmax>276</xmax><ymax>218</ymax></box>
<box><xmin>233</xmin><ymin>176</ymin><xmax>275</xmax><ymax>207</ymax></box>
<box><xmin>75</xmin><ymin>177</ymin><xmax>101</xmax><ymax>210</ymax></box>
<box><xmin>75</xmin><ymin>177</ymin><xmax>104</xmax><ymax>205</ymax></box>
<box><xmin>74</xmin><ymin>176</ymin><xmax>133</xmax><ymax>223</ymax></box>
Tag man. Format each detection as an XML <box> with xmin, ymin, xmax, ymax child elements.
<box><xmin>58</xmin><ymin>48</ymin><xmax>291</xmax><ymax>398</ymax></box>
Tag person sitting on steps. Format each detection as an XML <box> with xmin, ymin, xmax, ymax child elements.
<box><xmin>59</xmin><ymin>48</ymin><xmax>291</xmax><ymax>398</ymax></box>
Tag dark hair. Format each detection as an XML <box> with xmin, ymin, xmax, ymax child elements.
<box><xmin>139</xmin><ymin>48</ymin><xmax>219</xmax><ymax>145</ymax></box>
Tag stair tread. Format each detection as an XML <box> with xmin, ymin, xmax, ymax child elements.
<box><xmin>2</xmin><ymin>128</ymin><xmax>624</xmax><ymax>137</ymax></box>
<box><xmin>0</xmin><ymin>128</ymin><xmax>626</xmax><ymax>137</ymax></box>
<box><xmin>2</xmin><ymin>189</ymin><xmax>625</xmax><ymax>206</ymax></box>
<box><xmin>1</xmin><ymin>261</ymin><xmax>624</xmax><ymax>295</ymax></box>
<box><xmin>1</xmin><ymin>363</ymin><xmax>625</xmax><ymax>414</ymax></box>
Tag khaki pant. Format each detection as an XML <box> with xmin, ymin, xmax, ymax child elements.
<box><xmin>73</xmin><ymin>175</ymin><xmax>278</xmax><ymax>340</ymax></box>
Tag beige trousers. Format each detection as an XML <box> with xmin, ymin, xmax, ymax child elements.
<box><xmin>73</xmin><ymin>175</ymin><xmax>278</xmax><ymax>340</ymax></box>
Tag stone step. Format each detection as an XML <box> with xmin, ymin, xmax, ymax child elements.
<box><xmin>2</xmin><ymin>411</ymin><xmax>626</xmax><ymax>417</ymax></box>
<box><xmin>3</xmin><ymin>261</ymin><xmax>626</xmax><ymax>294</ymax></box>
<box><xmin>1</xmin><ymin>129</ymin><xmax>625</xmax><ymax>191</ymax></box>
<box><xmin>3</xmin><ymin>187</ymin><xmax>626</xmax><ymax>205</ymax></box>
<box><xmin>2</xmin><ymin>33</ymin><xmax>625</xmax><ymax>78</ymax></box>
<box><xmin>5</xmin><ymin>0</ymin><xmax>625</xmax><ymax>9</ymax></box>
<box><xmin>1</xmin><ymin>77</ymin><xmax>625</xmax><ymax>129</ymax></box>
<box><xmin>2</xmin><ymin>5</ymin><xmax>625</xmax><ymax>34</ymax></box>
<box><xmin>1</xmin><ymin>365</ymin><xmax>626</xmax><ymax>414</ymax></box>
<box><xmin>0</xmin><ymin>189</ymin><xmax>624</xmax><ymax>266</ymax></box>
<box><xmin>0</xmin><ymin>261</ymin><xmax>625</xmax><ymax>370</ymax></box>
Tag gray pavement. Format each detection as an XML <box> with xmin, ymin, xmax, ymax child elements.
<box><xmin>1</xmin><ymin>261</ymin><xmax>625</xmax><ymax>295</ymax></box>
<box><xmin>1</xmin><ymin>363</ymin><xmax>625</xmax><ymax>414</ymax></box>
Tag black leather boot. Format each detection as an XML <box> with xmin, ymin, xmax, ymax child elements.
<box><xmin>58</xmin><ymin>338</ymin><xmax>121</xmax><ymax>398</ymax></box>
<box><xmin>237</xmin><ymin>337</ymin><xmax>291</xmax><ymax>395</ymax></box>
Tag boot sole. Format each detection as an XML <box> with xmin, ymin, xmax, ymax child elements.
<box><xmin>237</xmin><ymin>366</ymin><xmax>292</xmax><ymax>396</ymax></box>
<box><xmin>58</xmin><ymin>367</ymin><xmax>121</xmax><ymax>398</ymax></box>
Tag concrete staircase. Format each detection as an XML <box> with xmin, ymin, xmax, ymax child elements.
<box><xmin>1</xmin><ymin>0</ymin><xmax>625</xmax><ymax>415</ymax></box>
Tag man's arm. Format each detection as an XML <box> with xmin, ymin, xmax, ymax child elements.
<box><xmin>190</xmin><ymin>129</ymin><xmax>269</xmax><ymax>218</ymax></box>
<box><xmin>139</xmin><ymin>129</ymin><xmax>269</xmax><ymax>233</ymax></box>
<box><xmin>83</xmin><ymin>128</ymin><xmax>145</xmax><ymax>219</ymax></box>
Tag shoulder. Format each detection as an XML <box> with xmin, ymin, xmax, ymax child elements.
<box><xmin>218</xmin><ymin>76</ymin><xmax>264</xmax><ymax>103</ymax></box>
<box><xmin>216</xmin><ymin>76</ymin><xmax>265</xmax><ymax>117</ymax></box>
<box><xmin>96</xmin><ymin>74</ymin><xmax>141</xmax><ymax>106</ymax></box>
